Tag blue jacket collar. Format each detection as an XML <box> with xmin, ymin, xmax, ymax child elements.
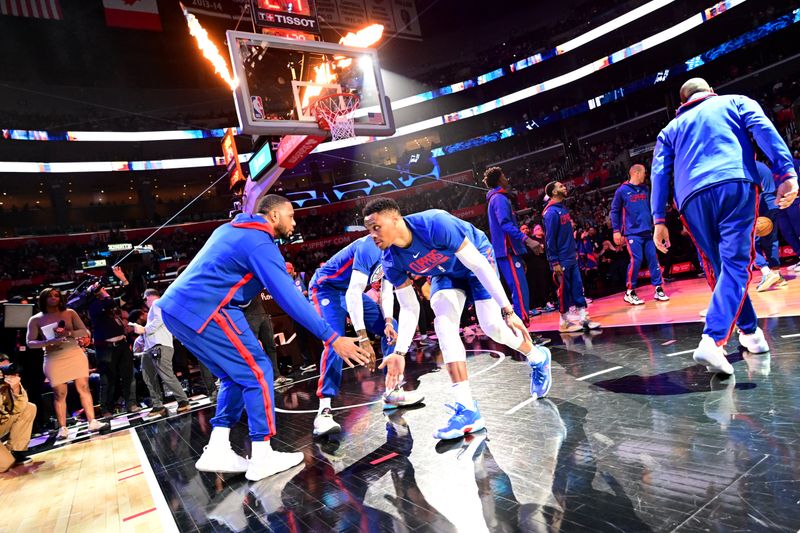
<box><xmin>230</xmin><ymin>213</ymin><xmax>275</xmax><ymax>237</ymax></box>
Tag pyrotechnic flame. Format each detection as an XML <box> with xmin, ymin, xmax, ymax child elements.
<box><xmin>300</xmin><ymin>24</ymin><xmax>384</xmax><ymax>111</ymax></box>
<box><xmin>180</xmin><ymin>3</ymin><xmax>239</xmax><ymax>91</ymax></box>
<box><xmin>339</xmin><ymin>24</ymin><xmax>384</xmax><ymax>47</ymax></box>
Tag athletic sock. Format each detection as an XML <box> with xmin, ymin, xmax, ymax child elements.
<box><xmin>209</xmin><ymin>426</ymin><xmax>231</xmax><ymax>448</ymax></box>
<box><xmin>525</xmin><ymin>346</ymin><xmax>546</xmax><ymax>364</ymax></box>
<box><xmin>452</xmin><ymin>381</ymin><xmax>473</xmax><ymax>408</ymax></box>
<box><xmin>318</xmin><ymin>397</ymin><xmax>331</xmax><ymax>414</ymax></box>
<box><xmin>761</xmin><ymin>266</ymin><xmax>771</xmax><ymax>276</ymax></box>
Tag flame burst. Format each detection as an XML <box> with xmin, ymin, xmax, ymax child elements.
<box><xmin>180</xmin><ymin>3</ymin><xmax>239</xmax><ymax>90</ymax></box>
<box><xmin>300</xmin><ymin>24</ymin><xmax>384</xmax><ymax>112</ymax></box>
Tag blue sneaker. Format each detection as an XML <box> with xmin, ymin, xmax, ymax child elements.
<box><xmin>528</xmin><ymin>346</ymin><xmax>552</xmax><ymax>399</ymax></box>
<box><xmin>433</xmin><ymin>401</ymin><xmax>485</xmax><ymax>440</ymax></box>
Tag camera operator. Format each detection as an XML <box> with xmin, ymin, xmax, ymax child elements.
<box><xmin>88</xmin><ymin>266</ymin><xmax>138</xmax><ymax>417</ymax></box>
<box><xmin>131</xmin><ymin>289</ymin><xmax>190</xmax><ymax>419</ymax></box>
<box><xmin>27</xmin><ymin>288</ymin><xmax>107</xmax><ymax>439</ymax></box>
<box><xmin>0</xmin><ymin>354</ymin><xmax>36</xmax><ymax>471</ymax></box>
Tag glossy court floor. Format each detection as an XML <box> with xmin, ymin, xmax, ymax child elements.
<box><xmin>134</xmin><ymin>294</ymin><xmax>800</xmax><ymax>531</ymax></box>
<box><xmin>6</xmin><ymin>277</ymin><xmax>799</xmax><ymax>532</ymax></box>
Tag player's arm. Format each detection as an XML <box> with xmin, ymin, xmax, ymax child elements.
<box><xmin>380</xmin><ymin>279</ymin><xmax>397</xmax><ymax>344</ymax></box>
<box><xmin>650</xmin><ymin>131</ymin><xmax>674</xmax><ymax>252</ymax></box>
<box><xmin>250</xmin><ymin>243</ymin><xmax>370</xmax><ymax>366</ymax></box>
<box><xmin>378</xmin><ymin>277</ymin><xmax>417</xmax><ymax>389</ymax></box>
<box><xmin>738</xmin><ymin>96</ymin><xmax>799</xmax><ymax>208</ymax></box>
<box><xmin>542</xmin><ymin>209</ymin><xmax>561</xmax><ymax>271</ymax></box>
<box><xmin>344</xmin><ymin>269</ymin><xmax>376</xmax><ymax>368</ymax></box>
<box><xmin>610</xmin><ymin>188</ymin><xmax>624</xmax><ymax>245</ymax></box>
<box><xmin>493</xmin><ymin>196</ymin><xmax>535</xmax><ymax>252</ymax></box>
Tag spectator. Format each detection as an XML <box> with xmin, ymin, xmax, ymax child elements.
<box><xmin>132</xmin><ymin>289</ymin><xmax>191</xmax><ymax>419</ymax></box>
<box><xmin>88</xmin><ymin>267</ymin><xmax>138</xmax><ymax>416</ymax></box>
<box><xmin>0</xmin><ymin>354</ymin><xmax>36</xmax><ymax>471</ymax></box>
<box><xmin>26</xmin><ymin>288</ymin><xmax>106</xmax><ymax>439</ymax></box>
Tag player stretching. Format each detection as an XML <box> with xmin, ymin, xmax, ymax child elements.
<box><xmin>308</xmin><ymin>235</ymin><xmax>424</xmax><ymax>437</ymax></box>
<box><xmin>610</xmin><ymin>164</ymin><xmax>670</xmax><ymax>305</ymax></box>
<box><xmin>363</xmin><ymin>198</ymin><xmax>551</xmax><ymax>440</ymax></box>
<box><xmin>158</xmin><ymin>195</ymin><xmax>370</xmax><ymax>481</ymax></box>
<box><xmin>651</xmin><ymin>78</ymin><xmax>798</xmax><ymax>374</ymax></box>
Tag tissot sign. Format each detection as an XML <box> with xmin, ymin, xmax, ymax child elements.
<box><xmin>251</xmin><ymin>1</ymin><xmax>321</xmax><ymax>33</ymax></box>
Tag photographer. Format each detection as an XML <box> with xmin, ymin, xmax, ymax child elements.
<box><xmin>88</xmin><ymin>266</ymin><xmax>138</xmax><ymax>416</ymax></box>
<box><xmin>27</xmin><ymin>288</ymin><xmax>107</xmax><ymax>440</ymax></box>
<box><xmin>131</xmin><ymin>289</ymin><xmax>190</xmax><ymax>419</ymax></box>
<box><xmin>0</xmin><ymin>354</ymin><xmax>36</xmax><ymax>471</ymax></box>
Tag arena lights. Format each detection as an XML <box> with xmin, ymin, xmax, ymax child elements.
<box><xmin>4</xmin><ymin>2</ymin><xmax>794</xmax><ymax>175</ymax></box>
<box><xmin>1</xmin><ymin>5</ymin><xmax>794</xmax><ymax>176</ymax></box>
<box><xmin>317</xmin><ymin>0</ymin><xmax>748</xmax><ymax>152</ymax></box>
<box><xmin>1</xmin><ymin>0</ymin><xmax>680</xmax><ymax>144</ymax></box>
<box><xmin>0</xmin><ymin>154</ymin><xmax>250</xmax><ymax>173</ymax></box>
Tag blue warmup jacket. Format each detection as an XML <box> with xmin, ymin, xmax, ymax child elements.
<box><xmin>159</xmin><ymin>213</ymin><xmax>339</xmax><ymax>344</ymax></box>
<box><xmin>309</xmin><ymin>235</ymin><xmax>382</xmax><ymax>292</ymax></box>
<box><xmin>610</xmin><ymin>182</ymin><xmax>653</xmax><ymax>236</ymax></box>
<box><xmin>651</xmin><ymin>93</ymin><xmax>797</xmax><ymax>223</ymax></box>
<box><xmin>542</xmin><ymin>200</ymin><xmax>577</xmax><ymax>268</ymax></box>
<box><xmin>486</xmin><ymin>187</ymin><xmax>527</xmax><ymax>258</ymax></box>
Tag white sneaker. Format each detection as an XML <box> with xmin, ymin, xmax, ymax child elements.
<box><xmin>559</xmin><ymin>318</ymin><xmax>583</xmax><ymax>333</ymax></box>
<box><xmin>654</xmin><ymin>286</ymin><xmax>670</xmax><ymax>301</ymax></box>
<box><xmin>312</xmin><ymin>408</ymin><xmax>341</xmax><ymax>436</ymax></box>
<box><xmin>195</xmin><ymin>445</ymin><xmax>250</xmax><ymax>473</ymax></box>
<box><xmin>578</xmin><ymin>308</ymin><xmax>601</xmax><ymax>330</ymax></box>
<box><xmin>624</xmin><ymin>290</ymin><xmax>644</xmax><ymax>305</ymax></box>
<box><xmin>738</xmin><ymin>327</ymin><xmax>769</xmax><ymax>353</ymax></box>
<box><xmin>246</xmin><ymin>449</ymin><xmax>304</xmax><ymax>482</ymax></box>
<box><xmin>87</xmin><ymin>419</ymin><xmax>108</xmax><ymax>432</ymax></box>
<box><xmin>55</xmin><ymin>426</ymin><xmax>69</xmax><ymax>440</ymax></box>
<box><xmin>756</xmin><ymin>270</ymin><xmax>781</xmax><ymax>292</ymax></box>
<box><xmin>793</xmin><ymin>262</ymin><xmax>800</xmax><ymax>272</ymax></box>
<box><xmin>383</xmin><ymin>389</ymin><xmax>424</xmax><ymax>410</ymax></box>
<box><xmin>693</xmin><ymin>335</ymin><xmax>734</xmax><ymax>375</ymax></box>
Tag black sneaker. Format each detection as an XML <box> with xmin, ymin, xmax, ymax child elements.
<box><xmin>12</xmin><ymin>451</ymin><xmax>32</xmax><ymax>465</ymax></box>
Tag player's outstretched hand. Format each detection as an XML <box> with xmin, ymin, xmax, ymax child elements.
<box><xmin>378</xmin><ymin>353</ymin><xmax>406</xmax><ymax>390</ymax></box>
<box><xmin>505</xmin><ymin>312</ymin><xmax>533</xmax><ymax>344</ymax></box>
<box><xmin>653</xmin><ymin>224</ymin><xmax>671</xmax><ymax>253</ymax></box>
<box><xmin>384</xmin><ymin>322</ymin><xmax>398</xmax><ymax>345</ymax></box>
<box><xmin>777</xmin><ymin>178</ymin><xmax>799</xmax><ymax>209</ymax></box>
<box><xmin>613</xmin><ymin>232</ymin><xmax>624</xmax><ymax>246</ymax></box>
<box><xmin>332</xmin><ymin>336</ymin><xmax>371</xmax><ymax>368</ymax></box>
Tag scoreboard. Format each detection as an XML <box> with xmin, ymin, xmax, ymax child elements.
<box><xmin>251</xmin><ymin>0</ymin><xmax>321</xmax><ymax>36</ymax></box>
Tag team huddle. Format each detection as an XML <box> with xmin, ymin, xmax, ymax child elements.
<box><xmin>156</xmin><ymin>77</ymin><xmax>797</xmax><ymax>481</ymax></box>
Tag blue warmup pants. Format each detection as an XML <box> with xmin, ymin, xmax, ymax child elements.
<box><xmin>310</xmin><ymin>286</ymin><xmax>396</xmax><ymax>399</ymax></box>
<box><xmin>553</xmin><ymin>262</ymin><xmax>587</xmax><ymax>315</ymax></box>
<box><xmin>163</xmin><ymin>308</ymin><xmax>277</xmax><ymax>441</ymax></box>
<box><xmin>681</xmin><ymin>181</ymin><xmax>759</xmax><ymax>345</ymax></box>
<box><xmin>498</xmin><ymin>254</ymin><xmax>530</xmax><ymax>321</ymax></box>
<box><xmin>755</xmin><ymin>208</ymin><xmax>780</xmax><ymax>269</ymax></box>
<box><xmin>625</xmin><ymin>233</ymin><xmax>663</xmax><ymax>289</ymax></box>
<box><xmin>776</xmin><ymin>199</ymin><xmax>800</xmax><ymax>257</ymax></box>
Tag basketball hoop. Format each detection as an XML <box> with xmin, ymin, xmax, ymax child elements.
<box><xmin>312</xmin><ymin>93</ymin><xmax>360</xmax><ymax>141</ymax></box>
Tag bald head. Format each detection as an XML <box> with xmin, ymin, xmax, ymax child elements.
<box><xmin>679</xmin><ymin>78</ymin><xmax>712</xmax><ymax>103</ymax></box>
<box><xmin>629</xmin><ymin>164</ymin><xmax>646</xmax><ymax>185</ymax></box>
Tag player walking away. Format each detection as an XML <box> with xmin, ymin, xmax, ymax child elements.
<box><xmin>610</xmin><ymin>164</ymin><xmax>669</xmax><ymax>305</ymax></box>
<box><xmin>308</xmin><ymin>235</ymin><xmax>424</xmax><ymax>437</ymax></box>
<box><xmin>363</xmin><ymin>198</ymin><xmax>552</xmax><ymax>440</ymax></box>
<box><xmin>542</xmin><ymin>182</ymin><xmax>601</xmax><ymax>333</ymax></box>
<box><xmin>651</xmin><ymin>78</ymin><xmax>798</xmax><ymax>374</ymax></box>
<box><xmin>158</xmin><ymin>195</ymin><xmax>370</xmax><ymax>481</ymax></box>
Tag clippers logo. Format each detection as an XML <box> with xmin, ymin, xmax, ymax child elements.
<box><xmin>560</xmin><ymin>213</ymin><xmax>572</xmax><ymax>225</ymax></box>
<box><xmin>629</xmin><ymin>193</ymin><xmax>647</xmax><ymax>202</ymax></box>
<box><xmin>409</xmin><ymin>250</ymin><xmax>449</xmax><ymax>274</ymax></box>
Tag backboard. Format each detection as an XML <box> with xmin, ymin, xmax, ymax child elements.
<box><xmin>226</xmin><ymin>30</ymin><xmax>395</xmax><ymax>138</ymax></box>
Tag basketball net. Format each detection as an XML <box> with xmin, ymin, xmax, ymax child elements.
<box><xmin>313</xmin><ymin>93</ymin><xmax>360</xmax><ymax>141</ymax></box>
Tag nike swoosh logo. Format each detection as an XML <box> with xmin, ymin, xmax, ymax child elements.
<box><xmin>413</xmin><ymin>252</ymin><xmax>420</xmax><ymax>258</ymax></box>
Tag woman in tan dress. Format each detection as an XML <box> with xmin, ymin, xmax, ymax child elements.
<box><xmin>26</xmin><ymin>288</ymin><xmax>107</xmax><ymax>439</ymax></box>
